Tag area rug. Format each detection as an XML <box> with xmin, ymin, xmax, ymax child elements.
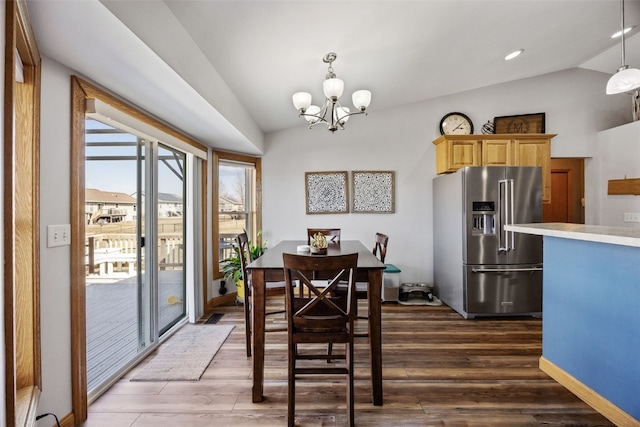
<box><xmin>131</xmin><ymin>323</ymin><xmax>234</xmax><ymax>381</ymax></box>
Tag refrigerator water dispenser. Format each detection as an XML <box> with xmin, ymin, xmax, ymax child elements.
<box><xmin>472</xmin><ymin>201</ymin><xmax>495</xmax><ymax>235</ymax></box>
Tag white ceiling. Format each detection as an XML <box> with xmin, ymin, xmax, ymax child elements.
<box><xmin>27</xmin><ymin>0</ymin><xmax>640</xmax><ymax>153</ymax></box>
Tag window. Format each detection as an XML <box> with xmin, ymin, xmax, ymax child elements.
<box><xmin>213</xmin><ymin>151</ymin><xmax>261</xmax><ymax>279</ymax></box>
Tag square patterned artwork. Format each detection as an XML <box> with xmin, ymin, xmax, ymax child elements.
<box><xmin>305</xmin><ymin>171</ymin><xmax>349</xmax><ymax>214</ymax></box>
<box><xmin>352</xmin><ymin>171</ymin><xmax>395</xmax><ymax>213</ymax></box>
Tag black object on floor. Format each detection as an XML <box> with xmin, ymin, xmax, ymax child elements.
<box><xmin>205</xmin><ymin>313</ymin><xmax>224</xmax><ymax>324</ymax></box>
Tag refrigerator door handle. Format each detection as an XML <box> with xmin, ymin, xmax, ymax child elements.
<box><xmin>509</xmin><ymin>178</ymin><xmax>515</xmax><ymax>251</ymax></box>
<box><xmin>498</xmin><ymin>179</ymin><xmax>509</xmax><ymax>252</ymax></box>
<box><xmin>471</xmin><ymin>267</ymin><xmax>543</xmax><ymax>273</ymax></box>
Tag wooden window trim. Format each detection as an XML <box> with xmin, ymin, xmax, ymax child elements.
<box><xmin>211</xmin><ymin>151</ymin><xmax>262</xmax><ymax>284</ymax></box>
<box><xmin>4</xmin><ymin>0</ymin><xmax>42</xmax><ymax>425</ymax></box>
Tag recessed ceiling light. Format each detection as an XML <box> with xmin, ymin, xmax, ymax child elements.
<box><xmin>611</xmin><ymin>26</ymin><xmax>634</xmax><ymax>38</ymax></box>
<box><xmin>504</xmin><ymin>49</ymin><xmax>524</xmax><ymax>61</ymax></box>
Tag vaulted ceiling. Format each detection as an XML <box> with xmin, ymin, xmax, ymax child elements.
<box><xmin>27</xmin><ymin>0</ymin><xmax>640</xmax><ymax>154</ymax></box>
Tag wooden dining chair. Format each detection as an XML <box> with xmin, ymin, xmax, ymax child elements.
<box><xmin>300</xmin><ymin>228</ymin><xmax>342</xmax><ymax>297</ymax></box>
<box><xmin>237</xmin><ymin>232</ymin><xmax>286</xmax><ymax>357</ymax></box>
<box><xmin>282</xmin><ymin>252</ymin><xmax>359</xmax><ymax>427</ymax></box>
<box><xmin>334</xmin><ymin>232</ymin><xmax>388</xmax><ymax>309</ymax></box>
<box><xmin>306</xmin><ymin>228</ymin><xmax>341</xmax><ymax>245</ymax></box>
<box><xmin>328</xmin><ymin>233</ymin><xmax>388</xmax><ymax>359</ymax></box>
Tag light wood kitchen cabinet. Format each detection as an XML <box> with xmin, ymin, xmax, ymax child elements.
<box><xmin>481</xmin><ymin>138</ymin><xmax>512</xmax><ymax>166</ymax></box>
<box><xmin>433</xmin><ymin>134</ymin><xmax>556</xmax><ymax>203</ymax></box>
<box><xmin>513</xmin><ymin>137</ymin><xmax>552</xmax><ymax>203</ymax></box>
<box><xmin>434</xmin><ymin>137</ymin><xmax>480</xmax><ymax>173</ymax></box>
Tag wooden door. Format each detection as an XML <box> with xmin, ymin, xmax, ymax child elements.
<box><xmin>543</xmin><ymin>158</ymin><xmax>584</xmax><ymax>223</ymax></box>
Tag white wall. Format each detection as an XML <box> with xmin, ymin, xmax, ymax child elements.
<box><xmin>37</xmin><ymin>57</ymin><xmax>74</xmax><ymax>422</ymax></box>
<box><xmin>264</xmin><ymin>101</ymin><xmax>435</xmax><ymax>282</ymax></box>
<box><xmin>262</xmin><ymin>68</ymin><xmax>629</xmax><ymax>284</ymax></box>
<box><xmin>592</xmin><ymin>120</ymin><xmax>640</xmax><ymax>227</ymax></box>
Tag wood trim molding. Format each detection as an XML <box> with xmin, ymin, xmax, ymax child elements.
<box><xmin>206</xmin><ymin>292</ymin><xmax>237</xmax><ymax>310</ymax></box>
<box><xmin>539</xmin><ymin>356</ymin><xmax>638</xmax><ymax>426</ymax></box>
<box><xmin>210</xmin><ymin>151</ymin><xmax>262</xmax><ymax>279</ymax></box>
<box><xmin>4</xmin><ymin>4</ymin><xmax>19</xmax><ymax>422</ymax></box>
<box><xmin>75</xmin><ymin>78</ymin><xmax>207</xmax><ymax>154</ymax></box>
<box><xmin>4</xmin><ymin>0</ymin><xmax>42</xmax><ymax>425</ymax></box>
<box><xmin>70</xmin><ymin>76</ymin><xmax>89</xmax><ymax>423</ymax></box>
<box><xmin>212</xmin><ymin>151</ymin><xmax>221</xmax><ymax>280</ymax></box>
<box><xmin>208</xmin><ymin>151</ymin><xmax>261</xmax><ymax>307</ymax></box>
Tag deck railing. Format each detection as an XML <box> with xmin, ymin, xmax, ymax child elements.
<box><xmin>86</xmin><ymin>233</ymin><xmax>184</xmax><ymax>275</ymax></box>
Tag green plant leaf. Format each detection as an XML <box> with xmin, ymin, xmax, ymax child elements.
<box><xmin>221</xmin><ymin>229</ymin><xmax>268</xmax><ymax>283</ymax></box>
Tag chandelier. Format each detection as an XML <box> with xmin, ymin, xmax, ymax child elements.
<box><xmin>606</xmin><ymin>0</ymin><xmax>640</xmax><ymax>94</ymax></box>
<box><xmin>292</xmin><ymin>52</ymin><xmax>371</xmax><ymax>132</ymax></box>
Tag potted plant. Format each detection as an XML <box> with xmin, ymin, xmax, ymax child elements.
<box><xmin>221</xmin><ymin>230</ymin><xmax>267</xmax><ymax>300</ymax></box>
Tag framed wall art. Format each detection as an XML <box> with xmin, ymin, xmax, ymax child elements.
<box><xmin>305</xmin><ymin>171</ymin><xmax>349</xmax><ymax>214</ymax></box>
<box><xmin>493</xmin><ymin>112</ymin><xmax>545</xmax><ymax>134</ymax></box>
<box><xmin>351</xmin><ymin>171</ymin><xmax>395</xmax><ymax>213</ymax></box>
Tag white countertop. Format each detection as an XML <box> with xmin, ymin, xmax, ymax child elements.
<box><xmin>505</xmin><ymin>223</ymin><xmax>640</xmax><ymax>248</ymax></box>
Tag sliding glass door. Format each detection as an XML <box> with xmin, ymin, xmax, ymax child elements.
<box><xmin>157</xmin><ymin>144</ymin><xmax>186</xmax><ymax>334</ymax></box>
<box><xmin>85</xmin><ymin>119</ymin><xmax>187</xmax><ymax>395</ymax></box>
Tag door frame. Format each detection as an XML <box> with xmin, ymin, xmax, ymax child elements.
<box><xmin>70</xmin><ymin>77</ymin><xmax>208</xmax><ymax>422</ymax></box>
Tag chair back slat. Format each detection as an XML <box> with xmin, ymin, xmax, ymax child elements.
<box><xmin>307</xmin><ymin>228</ymin><xmax>341</xmax><ymax>245</ymax></box>
<box><xmin>372</xmin><ymin>232</ymin><xmax>389</xmax><ymax>263</ymax></box>
<box><xmin>236</xmin><ymin>232</ymin><xmax>250</xmax><ymax>282</ymax></box>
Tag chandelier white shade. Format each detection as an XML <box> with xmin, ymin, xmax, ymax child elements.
<box><xmin>292</xmin><ymin>52</ymin><xmax>371</xmax><ymax>132</ymax></box>
<box><xmin>606</xmin><ymin>0</ymin><xmax>640</xmax><ymax>95</ymax></box>
<box><xmin>323</xmin><ymin>78</ymin><xmax>344</xmax><ymax>99</ymax></box>
<box><xmin>292</xmin><ymin>92</ymin><xmax>312</xmax><ymax>110</ymax></box>
<box><xmin>352</xmin><ymin>90</ymin><xmax>372</xmax><ymax>109</ymax></box>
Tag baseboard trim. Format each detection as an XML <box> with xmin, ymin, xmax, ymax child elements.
<box><xmin>539</xmin><ymin>356</ymin><xmax>639</xmax><ymax>427</ymax></box>
<box><xmin>59</xmin><ymin>412</ymin><xmax>75</xmax><ymax>427</ymax></box>
<box><xmin>206</xmin><ymin>292</ymin><xmax>237</xmax><ymax>308</ymax></box>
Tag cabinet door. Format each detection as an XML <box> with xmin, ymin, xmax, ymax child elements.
<box><xmin>514</xmin><ymin>138</ymin><xmax>551</xmax><ymax>203</ymax></box>
<box><xmin>448</xmin><ymin>140</ymin><xmax>479</xmax><ymax>171</ymax></box>
<box><xmin>482</xmin><ymin>139</ymin><xmax>511</xmax><ymax>166</ymax></box>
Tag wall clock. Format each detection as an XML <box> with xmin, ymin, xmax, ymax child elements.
<box><xmin>439</xmin><ymin>112</ymin><xmax>474</xmax><ymax>135</ymax></box>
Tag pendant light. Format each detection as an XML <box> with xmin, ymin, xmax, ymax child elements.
<box><xmin>606</xmin><ymin>0</ymin><xmax>640</xmax><ymax>94</ymax></box>
<box><xmin>292</xmin><ymin>52</ymin><xmax>371</xmax><ymax>132</ymax></box>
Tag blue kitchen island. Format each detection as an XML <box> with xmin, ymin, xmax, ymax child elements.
<box><xmin>506</xmin><ymin>223</ymin><xmax>640</xmax><ymax>426</ymax></box>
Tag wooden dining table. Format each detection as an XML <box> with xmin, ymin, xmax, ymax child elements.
<box><xmin>246</xmin><ymin>240</ymin><xmax>386</xmax><ymax>405</ymax></box>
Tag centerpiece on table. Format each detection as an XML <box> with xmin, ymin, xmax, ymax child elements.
<box><xmin>310</xmin><ymin>232</ymin><xmax>328</xmax><ymax>255</ymax></box>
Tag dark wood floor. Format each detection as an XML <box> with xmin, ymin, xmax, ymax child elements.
<box><xmin>82</xmin><ymin>298</ymin><xmax>615</xmax><ymax>427</ymax></box>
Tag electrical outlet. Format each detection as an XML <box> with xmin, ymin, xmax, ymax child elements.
<box><xmin>623</xmin><ymin>213</ymin><xmax>640</xmax><ymax>223</ymax></box>
<box><xmin>47</xmin><ymin>224</ymin><xmax>71</xmax><ymax>247</ymax></box>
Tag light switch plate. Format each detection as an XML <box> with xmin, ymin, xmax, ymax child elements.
<box><xmin>623</xmin><ymin>213</ymin><xmax>640</xmax><ymax>223</ymax></box>
<box><xmin>47</xmin><ymin>224</ymin><xmax>71</xmax><ymax>247</ymax></box>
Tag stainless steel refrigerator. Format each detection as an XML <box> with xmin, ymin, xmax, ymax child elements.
<box><xmin>433</xmin><ymin>166</ymin><xmax>543</xmax><ymax>318</ymax></box>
